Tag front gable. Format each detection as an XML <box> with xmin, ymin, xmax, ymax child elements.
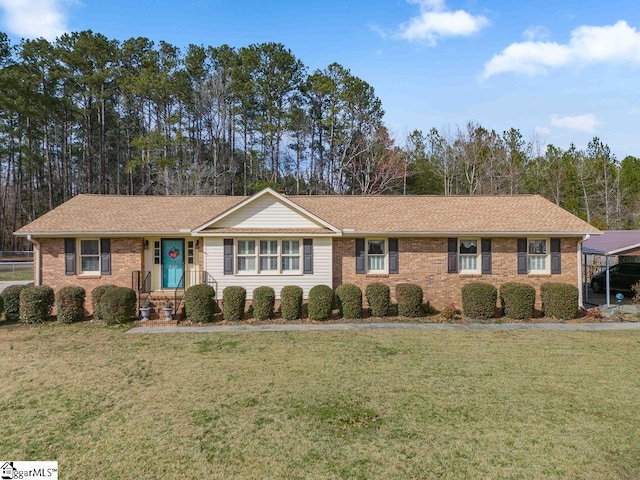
<box><xmin>194</xmin><ymin>188</ymin><xmax>340</xmax><ymax>235</ymax></box>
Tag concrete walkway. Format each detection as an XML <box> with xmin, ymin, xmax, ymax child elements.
<box><xmin>0</xmin><ymin>280</ymin><xmax>32</xmax><ymax>291</ymax></box>
<box><xmin>127</xmin><ymin>321</ymin><xmax>640</xmax><ymax>334</ymax></box>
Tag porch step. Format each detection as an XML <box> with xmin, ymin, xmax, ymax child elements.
<box><xmin>135</xmin><ymin>319</ymin><xmax>179</xmax><ymax>327</ymax></box>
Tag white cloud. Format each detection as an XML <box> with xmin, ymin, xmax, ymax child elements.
<box><xmin>397</xmin><ymin>0</ymin><xmax>489</xmax><ymax>45</ymax></box>
<box><xmin>523</xmin><ymin>26</ymin><xmax>550</xmax><ymax>41</ymax></box>
<box><xmin>0</xmin><ymin>0</ymin><xmax>70</xmax><ymax>40</ymax></box>
<box><xmin>550</xmin><ymin>114</ymin><xmax>601</xmax><ymax>133</ymax></box>
<box><xmin>483</xmin><ymin>20</ymin><xmax>640</xmax><ymax>78</ymax></box>
<box><xmin>534</xmin><ymin>126</ymin><xmax>551</xmax><ymax>136</ymax></box>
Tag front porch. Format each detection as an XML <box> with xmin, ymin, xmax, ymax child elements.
<box><xmin>132</xmin><ymin>269</ymin><xmax>216</xmax><ymax>321</ymax></box>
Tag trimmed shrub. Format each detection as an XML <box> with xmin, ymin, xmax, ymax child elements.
<box><xmin>19</xmin><ymin>285</ymin><xmax>55</xmax><ymax>323</ymax></box>
<box><xmin>365</xmin><ymin>283</ymin><xmax>390</xmax><ymax>317</ymax></box>
<box><xmin>280</xmin><ymin>285</ymin><xmax>303</xmax><ymax>321</ymax></box>
<box><xmin>2</xmin><ymin>284</ymin><xmax>27</xmax><ymax>320</ymax></box>
<box><xmin>500</xmin><ymin>283</ymin><xmax>536</xmax><ymax>320</ymax></box>
<box><xmin>0</xmin><ymin>294</ymin><xmax>3</xmax><ymax>315</ymax></box>
<box><xmin>541</xmin><ymin>282</ymin><xmax>579</xmax><ymax>319</ymax></box>
<box><xmin>99</xmin><ymin>287</ymin><xmax>137</xmax><ymax>325</ymax></box>
<box><xmin>462</xmin><ymin>282</ymin><xmax>497</xmax><ymax>319</ymax></box>
<box><xmin>308</xmin><ymin>285</ymin><xmax>334</xmax><ymax>321</ymax></box>
<box><xmin>223</xmin><ymin>286</ymin><xmax>246</xmax><ymax>321</ymax></box>
<box><xmin>91</xmin><ymin>284</ymin><xmax>117</xmax><ymax>321</ymax></box>
<box><xmin>335</xmin><ymin>283</ymin><xmax>362</xmax><ymax>319</ymax></box>
<box><xmin>253</xmin><ymin>286</ymin><xmax>275</xmax><ymax>320</ymax></box>
<box><xmin>56</xmin><ymin>286</ymin><xmax>86</xmax><ymax>324</ymax></box>
<box><xmin>396</xmin><ymin>283</ymin><xmax>424</xmax><ymax>317</ymax></box>
<box><xmin>184</xmin><ymin>284</ymin><xmax>216</xmax><ymax>323</ymax></box>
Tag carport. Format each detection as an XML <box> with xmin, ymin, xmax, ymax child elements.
<box><xmin>583</xmin><ymin>230</ymin><xmax>640</xmax><ymax>307</ymax></box>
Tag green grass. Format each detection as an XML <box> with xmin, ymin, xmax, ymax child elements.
<box><xmin>0</xmin><ymin>263</ymin><xmax>33</xmax><ymax>281</ymax></box>
<box><xmin>2</xmin><ymin>323</ymin><xmax>640</xmax><ymax>479</ymax></box>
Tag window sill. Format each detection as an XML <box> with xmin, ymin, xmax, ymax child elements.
<box><xmin>234</xmin><ymin>272</ymin><xmax>303</xmax><ymax>276</ymax></box>
<box><xmin>77</xmin><ymin>274</ymin><xmax>101</xmax><ymax>279</ymax></box>
<box><xmin>528</xmin><ymin>272</ymin><xmax>552</xmax><ymax>277</ymax></box>
<box><xmin>459</xmin><ymin>272</ymin><xmax>483</xmax><ymax>277</ymax></box>
<box><xmin>366</xmin><ymin>273</ymin><xmax>389</xmax><ymax>278</ymax></box>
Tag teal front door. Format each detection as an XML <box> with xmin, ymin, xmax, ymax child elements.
<box><xmin>162</xmin><ymin>239</ymin><xmax>184</xmax><ymax>289</ymax></box>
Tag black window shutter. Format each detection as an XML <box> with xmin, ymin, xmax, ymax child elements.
<box><xmin>355</xmin><ymin>238</ymin><xmax>365</xmax><ymax>274</ymax></box>
<box><xmin>388</xmin><ymin>238</ymin><xmax>399</xmax><ymax>274</ymax></box>
<box><xmin>551</xmin><ymin>238</ymin><xmax>561</xmax><ymax>274</ymax></box>
<box><xmin>517</xmin><ymin>238</ymin><xmax>527</xmax><ymax>274</ymax></box>
<box><xmin>223</xmin><ymin>239</ymin><xmax>234</xmax><ymax>275</ymax></box>
<box><xmin>64</xmin><ymin>238</ymin><xmax>76</xmax><ymax>275</ymax></box>
<box><xmin>100</xmin><ymin>238</ymin><xmax>111</xmax><ymax>275</ymax></box>
<box><xmin>303</xmin><ymin>239</ymin><xmax>313</xmax><ymax>274</ymax></box>
<box><xmin>481</xmin><ymin>238</ymin><xmax>492</xmax><ymax>274</ymax></box>
<box><xmin>447</xmin><ymin>238</ymin><xmax>457</xmax><ymax>273</ymax></box>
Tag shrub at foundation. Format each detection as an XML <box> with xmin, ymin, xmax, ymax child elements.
<box><xmin>91</xmin><ymin>284</ymin><xmax>117</xmax><ymax>321</ymax></box>
<box><xmin>184</xmin><ymin>284</ymin><xmax>216</xmax><ymax>323</ymax></box>
<box><xmin>56</xmin><ymin>286</ymin><xmax>86</xmax><ymax>324</ymax></box>
<box><xmin>365</xmin><ymin>283</ymin><xmax>390</xmax><ymax>317</ymax></box>
<box><xmin>253</xmin><ymin>286</ymin><xmax>275</xmax><ymax>320</ymax></box>
<box><xmin>308</xmin><ymin>285</ymin><xmax>334</xmax><ymax>321</ymax></box>
<box><xmin>19</xmin><ymin>285</ymin><xmax>55</xmax><ymax>323</ymax></box>
<box><xmin>280</xmin><ymin>286</ymin><xmax>303</xmax><ymax>321</ymax></box>
<box><xmin>2</xmin><ymin>284</ymin><xmax>26</xmax><ymax>320</ymax></box>
<box><xmin>541</xmin><ymin>282</ymin><xmax>579</xmax><ymax>319</ymax></box>
<box><xmin>223</xmin><ymin>286</ymin><xmax>246</xmax><ymax>321</ymax></box>
<box><xmin>99</xmin><ymin>287</ymin><xmax>137</xmax><ymax>325</ymax></box>
<box><xmin>335</xmin><ymin>283</ymin><xmax>362</xmax><ymax>319</ymax></box>
<box><xmin>500</xmin><ymin>283</ymin><xmax>536</xmax><ymax>320</ymax></box>
<box><xmin>462</xmin><ymin>282</ymin><xmax>497</xmax><ymax>319</ymax></box>
<box><xmin>396</xmin><ymin>283</ymin><xmax>423</xmax><ymax>317</ymax></box>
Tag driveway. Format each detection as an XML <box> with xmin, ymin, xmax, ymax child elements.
<box><xmin>0</xmin><ymin>280</ymin><xmax>32</xmax><ymax>292</ymax></box>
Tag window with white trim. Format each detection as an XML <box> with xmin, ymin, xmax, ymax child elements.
<box><xmin>237</xmin><ymin>240</ymin><xmax>256</xmax><ymax>273</ymax></box>
<box><xmin>458</xmin><ymin>238</ymin><xmax>480</xmax><ymax>273</ymax></box>
<box><xmin>80</xmin><ymin>239</ymin><xmax>100</xmax><ymax>274</ymax></box>
<box><xmin>528</xmin><ymin>238</ymin><xmax>548</xmax><ymax>273</ymax></box>
<box><xmin>236</xmin><ymin>239</ymin><xmax>302</xmax><ymax>274</ymax></box>
<box><xmin>259</xmin><ymin>240</ymin><xmax>278</xmax><ymax>271</ymax></box>
<box><xmin>281</xmin><ymin>240</ymin><xmax>300</xmax><ymax>271</ymax></box>
<box><xmin>367</xmin><ymin>239</ymin><xmax>387</xmax><ymax>273</ymax></box>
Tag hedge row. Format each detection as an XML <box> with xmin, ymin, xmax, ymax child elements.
<box><xmin>0</xmin><ymin>279</ymin><xmax>580</xmax><ymax>325</ymax></box>
<box><xmin>459</xmin><ymin>281</ymin><xmax>578</xmax><ymax>320</ymax></box>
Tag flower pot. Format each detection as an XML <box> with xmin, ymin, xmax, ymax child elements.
<box><xmin>140</xmin><ymin>307</ymin><xmax>151</xmax><ymax>321</ymax></box>
<box><xmin>163</xmin><ymin>306</ymin><xmax>173</xmax><ymax>321</ymax></box>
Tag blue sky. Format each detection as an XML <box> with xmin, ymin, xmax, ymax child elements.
<box><xmin>1</xmin><ymin>0</ymin><xmax>639</xmax><ymax>158</ymax></box>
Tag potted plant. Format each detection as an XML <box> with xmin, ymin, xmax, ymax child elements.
<box><xmin>163</xmin><ymin>300</ymin><xmax>173</xmax><ymax>321</ymax></box>
<box><xmin>140</xmin><ymin>300</ymin><xmax>151</xmax><ymax>321</ymax></box>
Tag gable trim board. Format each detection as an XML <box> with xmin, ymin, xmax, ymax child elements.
<box><xmin>194</xmin><ymin>188</ymin><xmax>341</xmax><ymax>235</ymax></box>
<box><xmin>14</xmin><ymin>189</ymin><xmax>599</xmax><ymax>309</ymax></box>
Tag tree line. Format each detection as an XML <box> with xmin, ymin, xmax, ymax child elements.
<box><xmin>0</xmin><ymin>30</ymin><xmax>638</xmax><ymax>250</ymax></box>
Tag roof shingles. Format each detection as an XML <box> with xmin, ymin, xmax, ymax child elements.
<box><xmin>15</xmin><ymin>192</ymin><xmax>599</xmax><ymax>236</ymax></box>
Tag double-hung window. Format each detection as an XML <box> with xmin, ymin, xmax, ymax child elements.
<box><xmin>80</xmin><ymin>239</ymin><xmax>100</xmax><ymax>274</ymax></box>
<box><xmin>458</xmin><ymin>239</ymin><xmax>479</xmax><ymax>273</ymax></box>
<box><xmin>367</xmin><ymin>239</ymin><xmax>386</xmax><ymax>273</ymax></box>
<box><xmin>236</xmin><ymin>239</ymin><xmax>302</xmax><ymax>274</ymax></box>
<box><xmin>259</xmin><ymin>240</ymin><xmax>278</xmax><ymax>272</ymax></box>
<box><xmin>528</xmin><ymin>239</ymin><xmax>547</xmax><ymax>273</ymax></box>
<box><xmin>237</xmin><ymin>240</ymin><xmax>256</xmax><ymax>273</ymax></box>
<box><xmin>281</xmin><ymin>240</ymin><xmax>300</xmax><ymax>272</ymax></box>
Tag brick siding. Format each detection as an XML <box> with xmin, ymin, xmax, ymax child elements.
<box><xmin>333</xmin><ymin>237</ymin><xmax>579</xmax><ymax>310</ymax></box>
<box><xmin>40</xmin><ymin>237</ymin><xmax>143</xmax><ymax>313</ymax></box>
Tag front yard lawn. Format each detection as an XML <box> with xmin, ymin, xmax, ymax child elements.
<box><xmin>2</xmin><ymin>322</ymin><xmax>640</xmax><ymax>479</ymax></box>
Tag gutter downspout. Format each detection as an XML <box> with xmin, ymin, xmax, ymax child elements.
<box><xmin>26</xmin><ymin>235</ymin><xmax>41</xmax><ymax>286</ymax></box>
<box><xmin>578</xmin><ymin>235</ymin><xmax>588</xmax><ymax>308</ymax></box>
